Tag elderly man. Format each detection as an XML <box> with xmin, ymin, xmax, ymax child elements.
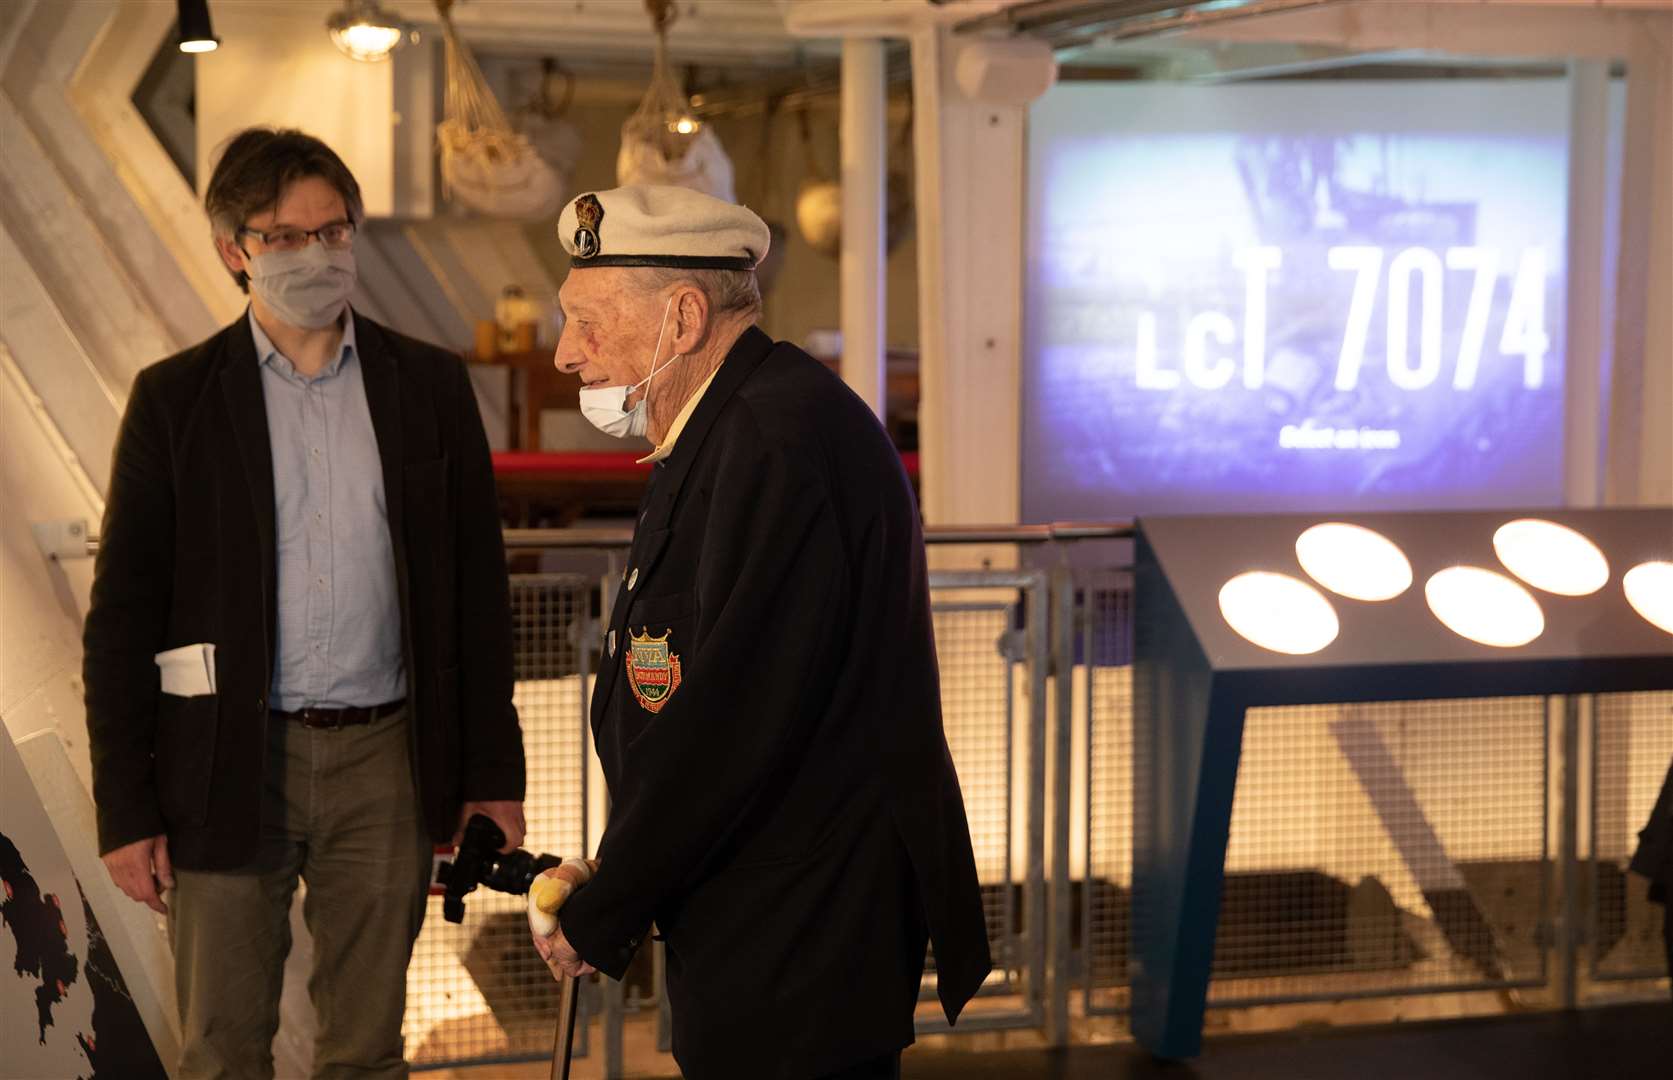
<box><xmin>534</xmin><ymin>185</ymin><xmax>992</xmax><ymax>1080</ymax></box>
<box><xmin>84</xmin><ymin>127</ymin><xmax>525</xmax><ymax>1078</ymax></box>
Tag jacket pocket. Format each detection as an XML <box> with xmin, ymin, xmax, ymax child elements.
<box><xmin>154</xmin><ymin>694</ymin><xmax>219</xmax><ymax>827</ymax></box>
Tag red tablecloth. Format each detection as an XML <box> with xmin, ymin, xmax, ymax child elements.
<box><xmin>492</xmin><ymin>451</ymin><xmax>920</xmax><ymax>478</ymax></box>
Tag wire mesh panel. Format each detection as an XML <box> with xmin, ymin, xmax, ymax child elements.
<box><xmin>925</xmin><ymin>573</ymin><xmax>1046</xmax><ymax>1029</ymax></box>
<box><xmin>1082</xmin><ymin>583</ymin><xmax>1134</xmax><ymax>1016</ymax></box>
<box><xmin>406</xmin><ymin>573</ymin><xmax>591</xmax><ymax>1066</ymax></box>
<box><xmin>1087</xmin><ymin>643</ymin><xmax>1550</xmax><ymax>1016</ymax></box>
<box><xmin>1207</xmin><ymin>697</ymin><xmax>1548</xmax><ymax>1005</ymax></box>
<box><xmin>1591</xmin><ymin>691</ymin><xmax>1673</xmax><ymax>985</ymax></box>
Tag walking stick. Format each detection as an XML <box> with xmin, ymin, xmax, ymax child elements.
<box><xmin>529</xmin><ymin>858</ymin><xmax>598</xmax><ymax>1080</ymax></box>
<box><xmin>550</xmin><ymin>969</ymin><xmax>580</xmax><ymax>1080</ymax></box>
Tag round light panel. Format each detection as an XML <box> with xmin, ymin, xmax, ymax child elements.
<box><xmin>1295</xmin><ymin>522</ymin><xmax>1413</xmax><ymax>601</ymax></box>
<box><xmin>1425</xmin><ymin>566</ymin><xmax>1545</xmax><ymax>647</ymax></box>
<box><xmin>1623</xmin><ymin>561</ymin><xmax>1673</xmax><ymax>635</ymax></box>
<box><xmin>1493</xmin><ymin>518</ymin><xmax>1609</xmax><ymax>596</ymax></box>
<box><xmin>1218</xmin><ymin>572</ymin><xmax>1340</xmax><ymax>655</ymax></box>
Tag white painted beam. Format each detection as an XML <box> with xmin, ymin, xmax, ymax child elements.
<box><xmin>1178</xmin><ymin>1</ymin><xmax>1662</xmax><ymax>59</ymax></box>
<box><xmin>1606</xmin><ymin>17</ymin><xmax>1673</xmax><ymax>505</ymax></box>
<box><xmin>1563</xmin><ymin>60</ymin><xmax>1610</xmax><ymax>508</ymax></box>
<box><xmin>435</xmin><ymin>220</ymin><xmax>560</xmax><ymax>325</ymax></box>
<box><xmin>5</xmin><ymin>0</ymin><xmax>215</xmax><ymax>348</ymax></box>
<box><xmin>911</xmin><ymin>27</ymin><xmax>1025</xmax><ymax>551</ymax></box>
<box><xmin>840</xmin><ymin>38</ymin><xmax>888</xmax><ymax>419</ymax></box>
<box><xmin>406</xmin><ymin>223</ymin><xmax>496</xmax><ymax>326</ymax></box>
<box><xmin>71</xmin><ymin>0</ymin><xmax>246</xmax><ymax>328</ymax></box>
<box><xmin>0</xmin><ymin>224</ymin><xmax>122</xmax><ymax>495</ymax></box>
<box><xmin>0</xmin><ymin>93</ymin><xmax>173</xmax><ymax>395</ymax></box>
<box><xmin>357</xmin><ymin>225</ymin><xmax>473</xmax><ymax>350</ymax></box>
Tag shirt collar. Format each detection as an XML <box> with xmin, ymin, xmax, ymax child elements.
<box><xmin>248</xmin><ymin>306</ymin><xmax>356</xmax><ymax>379</ymax></box>
<box><xmin>638</xmin><ymin>364</ymin><xmax>721</xmax><ymax>465</ymax></box>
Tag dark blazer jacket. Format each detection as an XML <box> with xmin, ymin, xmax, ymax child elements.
<box><xmin>82</xmin><ymin>311</ymin><xmax>524</xmax><ymax>871</ymax></box>
<box><xmin>559</xmin><ymin>327</ymin><xmax>992</xmax><ymax>1080</ymax></box>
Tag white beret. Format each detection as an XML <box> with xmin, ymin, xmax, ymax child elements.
<box><xmin>558</xmin><ymin>185</ymin><xmax>771</xmax><ymax>271</ymax></box>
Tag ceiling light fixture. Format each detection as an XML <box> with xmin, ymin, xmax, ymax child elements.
<box><xmin>1623</xmin><ymin>561</ymin><xmax>1673</xmax><ymax>635</ymax></box>
<box><xmin>1295</xmin><ymin>522</ymin><xmax>1413</xmax><ymax>602</ymax></box>
<box><xmin>1425</xmin><ymin>566</ymin><xmax>1545</xmax><ymax>648</ymax></box>
<box><xmin>1493</xmin><ymin>518</ymin><xmax>1610</xmax><ymax>596</ymax></box>
<box><xmin>177</xmin><ymin>0</ymin><xmax>219</xmax><ymax>54</ymax></box>
<box><xmin>1217</xmin><ymin>571</ymin><xmax>1340</xmax><ymax>655</ymax></box>
<box><xmin>327</xmin><ymin>0</ymin><xmax>409</xmax><ymax>63</ymax></box>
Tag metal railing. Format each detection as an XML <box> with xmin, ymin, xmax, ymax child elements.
<box><xmin>1590</xmin><ymin>692</ymin><xmax>1673</xmax><ymax>988</ymax></box>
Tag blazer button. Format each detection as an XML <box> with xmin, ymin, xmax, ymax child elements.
<box><xmin>628</xmin><ymin>568</ymin><xmax>638</xmax><ymax>590</ymax></box>
<box><xmin>256</xmin><ymin>698</ymin><xmax>265</xmax><ymax>713</ymax></box>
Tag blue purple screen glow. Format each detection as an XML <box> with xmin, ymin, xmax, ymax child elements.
<box><xmin>1024</xmin><ymin>82</ymin><xmax>1571</xmax><ymax>519</ymax></box>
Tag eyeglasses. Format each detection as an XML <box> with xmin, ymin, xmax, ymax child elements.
<box><xmin>238</xmin><ymin>220</ymin><xmax>357</xmax><ymax>253</ymax></box>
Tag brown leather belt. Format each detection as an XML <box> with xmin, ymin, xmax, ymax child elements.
<box><xmin>274</xmin><ymin>699</ymin><xmax>406</xmax><ymax>730</ymax></box>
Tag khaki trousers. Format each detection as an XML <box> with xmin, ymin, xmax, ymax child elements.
<box><xmin>169</xmin><ymin>706</ymin><xmax>431</xmax><ymax>1080</ymax></box>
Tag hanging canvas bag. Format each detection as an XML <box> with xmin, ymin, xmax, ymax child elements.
<box><xmin>435</xmin><ymin>1</ymin><xmax>563</xmax><ymax>220</ymax></box>
<box><xmin>615</xmin><ymin>2</ymin><xmax>736</xmax><ymax>202</ymax></box>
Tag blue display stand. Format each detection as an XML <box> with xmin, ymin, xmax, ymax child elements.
<box><xmin>1130</xmin><ymin>508</ymin><xmax>1673</xmax><ymax>1059</ymax></box>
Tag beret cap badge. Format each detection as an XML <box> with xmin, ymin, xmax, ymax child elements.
<box><xmin>557</xmin><ymin>185</ymin><xmax>769</xmax><ymax>270</ymax></box>
<box><xmin>572</xmin><ymin>193</ymin><xmax>604</xmax><ymax>260</ymax></box>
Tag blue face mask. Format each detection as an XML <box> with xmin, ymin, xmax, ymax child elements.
<box><xmin>578</xmin><ymin>296</ymin><xmax>683</xmax><ymax>439</ymax></box>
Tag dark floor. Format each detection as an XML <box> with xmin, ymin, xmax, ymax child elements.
<box><xmin>898</xmin><ymin>1003</ymin><xmax>1670</xmax><ymax>1080</ymax></box>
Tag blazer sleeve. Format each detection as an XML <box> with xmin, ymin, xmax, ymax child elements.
<box><xmin>82</xmin><ymin>370</ymin><xmax>173</xmax><ymax>854</ymax></box>
<box><xmin>451</xmin><ymin>357</ymin><xmax>525</xmax><ymax>802</ymax></box>
<box><xmin>561</xmin><ymin>409</ymin><xmax>849</xmax><ymax>978</ymax></box>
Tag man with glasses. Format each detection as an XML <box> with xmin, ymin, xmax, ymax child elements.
<box><xmin>82</xmin><ymin>127</ymin><xmax>525</xmax><ymax>1078</ymax></box>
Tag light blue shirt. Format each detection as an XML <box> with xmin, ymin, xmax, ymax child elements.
<box><xmin>250</xmin><ymin>309</ymin><xmax>406</xmax><ymax>710</ymax></box>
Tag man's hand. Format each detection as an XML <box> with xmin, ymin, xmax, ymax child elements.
<box><xmin>532</xmin><ymin>924</ymin><xmax>597</xmax><ymax>981</ymax></box>
<box><xmin>102</xmin><ymin>835</ymin><xmax>172</xmax><ymax>914</ymax></box>
<box><xmin>455</xmin><ymin>800</ymin><xmax>526</xmax><ymax>853</ymax></box>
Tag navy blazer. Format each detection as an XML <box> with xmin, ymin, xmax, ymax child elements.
<box><xmin>82</xmin><ymin>312</ymin><xmax>524</xmax><ymax>870</ymax></box>
<box><xmin>559</xmin><ymin>327</ymin><xmax>992</xmax><ymax>1079</ymax></box>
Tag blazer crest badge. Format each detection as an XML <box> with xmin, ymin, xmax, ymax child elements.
<box><xmin>625</xmin><ymin>628</ymin><xmax>682</xmax><ymax>713</ymax></box>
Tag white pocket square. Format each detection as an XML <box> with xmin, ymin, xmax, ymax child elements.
<box><xmin>154</xmin><ymin>643</ymin><xmax>217</xmax><ymax>697</ymax></box>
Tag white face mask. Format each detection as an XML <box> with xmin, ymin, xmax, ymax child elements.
<box><xmin>578</xmin><ymin>296</ymin><xmax>683</xmax><ymax>439</ymax></box>
<box><xmin>245</xmin><ymin>244</ymin><xmax>357</xmax><ymax>330</ymax></box>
